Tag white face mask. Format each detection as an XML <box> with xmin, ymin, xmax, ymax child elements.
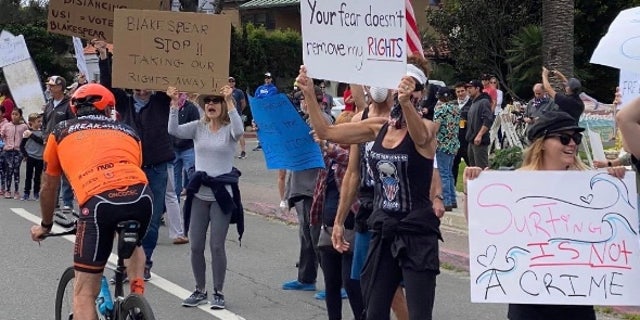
<box><xmin>369</xmin><ymin>87</ymin><xmax>389</xmax><ymax>103</ymax></box>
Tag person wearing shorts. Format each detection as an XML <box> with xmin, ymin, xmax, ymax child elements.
<box><xmin>31</xmin><ymin>84</ymin><xmax>151</xmax><ymax>320</ymax></box>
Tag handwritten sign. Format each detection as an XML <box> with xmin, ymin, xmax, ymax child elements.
<box><xmin>72</xmin><ymin>37</ymin><xmax>89</xmax><ymax>77</ymax></box>
<box><xmin>4</xmin><ymin>59</ymin><xmax>46</xmax><ymax>117</ymax></box>
<box><xmin>619</xmin><ymin>70</ymin><xmax>640</xmax><ymax>107</ymax></box>
<box><xmin>0</xmin><ymin>35</ymin><xmax>31</xmax><ymax>68</ymax></box>
<box><xmin>47</xmin><ymin>0</ymin><xmax>168</xmax><ymax>42</ymax></box>
<box><xmin>111</xmin><ymin>9</ymin><xmax>230</xmax><ymax>94</ymax></box>
<box><xmin>590</xmin><ymin>7</ymin><xmax>640</xmax><ymax>73</ymax></box>
<box><xmin>468</xmin><ymin>171</ymin><xmax>640</xmax><ymax>306</ymax></box>
<box><xmin>300</xmin><ymin>0</ymin><xmax>406</xmax><ymax>89</ymax></box>
<box><xmin>249</xmin><ymin>94</ymin><xmax>324</xmax><ymax>171</ymax></box>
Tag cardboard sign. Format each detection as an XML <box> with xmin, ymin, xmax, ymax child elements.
<box><xmin>0</xmin><ymin>35</ymin><xmax>31</xmax><ymax>68</ymax></box>
<box><xmin>249</xmin><ymin>94</ymin><xmax>324</xmax><ymax>171</ymax></box>
<box><xmin>47</xmin><ymin>0</ymin><xmax>169</xmax><ymax>42</ymax></box>
<box><xmin>300</xmin><ymin>0</ymin><xmax>407</xmax><ymax>89</ymax></box>
<box><xmin>619</xmin><ymin>70</ymin><xmax>640</xmax><ymax>107</ymax></box>
<box><xmin>468</xmin><ymin>171</ymin><xmax>640</xmax><ymax>306</ymax></box>
<box><xmin>111</xmin><ymin>9</ymin><xmax>230</xmax><ymax>94</ymax></box>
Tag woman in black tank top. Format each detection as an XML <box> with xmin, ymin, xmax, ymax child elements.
<box><xmin>298</xmin><ymin>55</ymin><xmax>441</xmax><ymax>320</ymax></box>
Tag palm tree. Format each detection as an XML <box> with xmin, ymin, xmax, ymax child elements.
<box><xmin>507</xmin><ymin>24</ymin><xmax>543</xmax><ymax>83</ymax></box>
<box><xmin>542</xmin><ymin>0</ymin><xmax>575</xmax><ymax>89</ymax></box>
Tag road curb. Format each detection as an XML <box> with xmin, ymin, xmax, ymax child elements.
<box><xmin>245</xmin><ymin>202</ymin><xmax>640</xmax><ymax>316</ymax></box>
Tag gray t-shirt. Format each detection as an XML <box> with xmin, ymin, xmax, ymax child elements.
<box><xmin>168</xmin><ymin>108</ymin><xmax>244</xmax><ymax>200</ymax></box>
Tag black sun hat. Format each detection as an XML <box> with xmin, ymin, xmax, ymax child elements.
<box><xmin>526</xmin><ymin>111</ymin><xmax>585</xmax><ymax>142</ymax></box>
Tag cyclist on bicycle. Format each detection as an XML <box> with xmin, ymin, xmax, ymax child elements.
<box><xmin>30</xmin><ymin>83</ymin><xmax>152</xmax><ymax>320</ymax></box>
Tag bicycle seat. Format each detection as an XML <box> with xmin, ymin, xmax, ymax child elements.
<box><xmin>117</xmin><ymin>220</ymin><xmax>141</xmax><ymax>259</ymax></box>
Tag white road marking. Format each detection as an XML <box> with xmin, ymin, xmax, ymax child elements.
<box><xmin>12</xmin><ymin>208</ymin><xmax>246</xmax><ymax>320</ymax></box>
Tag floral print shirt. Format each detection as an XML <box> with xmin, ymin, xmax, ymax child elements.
<box><xmin>434</xmin><ymin>102</ymin><xmax>461</xmax><ymax>155</ymax></box>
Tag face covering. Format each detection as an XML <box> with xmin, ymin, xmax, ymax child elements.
<box><xmin>370</xmin><ymin>87</ymin><xmax>389</xmax><ymax>103</ymax></box>
<box><xmin>388</xmin><ymin>95</ymin><xmax>422</xmax><ymax>129</ymax></box>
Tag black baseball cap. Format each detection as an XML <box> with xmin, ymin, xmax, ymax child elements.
<box><xmin>526</xmin><ymin>111</ymin><xmax>585</xmax><ymax>142</ymax></box>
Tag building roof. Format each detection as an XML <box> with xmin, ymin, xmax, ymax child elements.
<box><xmin>239</xmin><ymin>0</ymin><xmax>299</xmax><ymax>10</ymax></box>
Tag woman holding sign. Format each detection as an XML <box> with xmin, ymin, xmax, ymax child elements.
<box><xmin>298</xmin><ymin>54</ymin><xmax>442</xmax><ymax>320</ymax></box>
<box><xmin>463</xmin><ymin>111</ymin><xmax>626</xmax><ymax>320</ymax></box>
<box><xmin>167</xmin><ymin>85</ymin><xmax>245</xmax><ymax>310</ymax></box>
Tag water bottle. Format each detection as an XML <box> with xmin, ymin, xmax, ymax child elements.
<box><xmin>96</xmin><ymin>276</ymin><xmax>114</xmax><ymax>316</ymax></box>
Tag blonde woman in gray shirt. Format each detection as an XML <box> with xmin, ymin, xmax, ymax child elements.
<box><xmin>167</xmin><ymin>85</ymin><xmax>244</xmax><ymax>310</ymax></box>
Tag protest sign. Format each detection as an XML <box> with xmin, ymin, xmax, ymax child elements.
<box><xmin>112</xmin><ymin>9</ymin><xmax>230</xmax><ymax>94</ymax></box>
<box><xmin>468</xmin><ymin>171</ymin><xmax>640</xmax><ymax>306</ymax></box>
<box><xmin>0</xmin><ymin>35</ymin><xmax>31</xmax><ymax>68</ymax></box>
<box><xmin>4</xmin><ymin>59</ymin><xmax>46</xmax><ymax>118</ymax></box>
<box><xmin>300</xmin><ymin>0</ymin><xmax>406</xmax><ymax>89</ymax></box>
<box><xmin>47</xmin><ymin>0</ymin><xmax>168</xmax><ymax>42</ymax></box>
<box><xmin>619</xmin><ymin>70</ymin><xmax>640</xmax><ymax>107</ymax></box>
<box><xmin>587</xmin><ymin>129</ymin><xmax>606</xmax><ymax>162</ymax></box>
<box><xmin>72</xmin><ymin>37</ymin><xmax>89</xmax><ymax>77</ymax></box>
<box><xmin>249</xmin><ymin>94</ymin><xmax>324</xmax><ymax>171</ymax></box>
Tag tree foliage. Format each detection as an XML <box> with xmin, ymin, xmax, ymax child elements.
<box><xmin>426</xmin><ymin>0</ymin><xmax>542</xmax><ymax>99</ymax></box>
<box><xmin>229</xmin><ymin>23</ymin><xmax>302</xmax><ymax>95</ymax></box>
<box><xmin>0</xmin><ymin>0</ymin><xmax>75</xmax><ymax>82</ymax></box>
<box><xmin>506</xmin><ymin>25</ymin><xmax>542</xmax><ymax>95</ymax></box>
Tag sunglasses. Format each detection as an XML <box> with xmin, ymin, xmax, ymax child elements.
<box><xmin>203</xmin><ymin>97</ymin><xmax>223</xmax><ymax>104</ymax></box>
<box><xmin>546</xmin><ymin>132</ymin><xmax>582</xmax><ymax>145</ymax></box>
<box><xmin>490</xmin><ymin>81</ymin><xmax>497</xmax><ymax>84</ymax></box>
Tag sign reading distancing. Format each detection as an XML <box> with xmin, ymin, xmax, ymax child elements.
<box><xmin>300</xmin><ymin>0</ymin><xmax>406</xmax><ymax>89</ymax></box>
<box><xmin>112</xmin><ymin>9</ymin><xmax>230</xmax><ymax>94</ymax></box>
<box><xmin>47</xmin><ymin>0</ymin><xmax>168</xmax><ymax>42</ymax></box>
<box><xmin>468</xmin><ymin>171</ymin><xmax>640</xmax><ymax>306</ymax></box>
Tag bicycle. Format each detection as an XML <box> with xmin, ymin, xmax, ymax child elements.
<box><xmin>46</xmin><ymin>219</ymin><xmax>156</xmax><ymax>320</ymax></box>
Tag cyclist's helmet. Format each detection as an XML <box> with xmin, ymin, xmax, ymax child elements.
<box><xmin>70</xmin><ymin>83</ymin><xmax>115</xmax><ymax>115</ymax></box>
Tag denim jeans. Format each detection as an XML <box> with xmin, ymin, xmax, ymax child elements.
<box><xmin>60</xmin><ymin>174</ymin><xmax>74</xmax><ymax>207</ymax></box>
<box><xmin>436</xmin><ymin>150</ymin><xmax>456</xmax><ymax>206</ymax></box>
<box><xmin>141</xmin><ymin>161</ymin><xmax>169</xmax><ymax>268</ymax></box>
<box><xmin>173</xmin><ymin>148</ymin><xmax>195</xmax><ymax>198</ymax></box>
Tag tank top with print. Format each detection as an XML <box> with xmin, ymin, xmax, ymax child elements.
<box><xmin>367</xmin><ymin>123</ymin><xmax>439</xmax><ymax>235</ymax></box>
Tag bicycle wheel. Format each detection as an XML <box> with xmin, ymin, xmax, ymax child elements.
<box><xmin>120</xmin><ymin>294</ymin><xmax>156</xmax><ymax>320</ymax></box>
<box><xmin>55</xmin><ymin>267</ymin><xmax>75</xmax><ymax>320</ymax></box>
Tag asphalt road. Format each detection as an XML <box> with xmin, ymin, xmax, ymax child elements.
<box><xmin>0</xmin><ymin>139</ymin><xmax>622</xmax><ymax>319</ymax></box>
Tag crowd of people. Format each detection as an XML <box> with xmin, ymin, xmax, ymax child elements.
<box><xmin>7</xmin><ymin>33</ymin><xmax>632</xmax><ymax>320</ymax></box>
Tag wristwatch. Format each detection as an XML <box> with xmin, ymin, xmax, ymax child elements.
<box><xmin>434</xmin><ymin>194</ymin><xmax>444</xmax><ymax>201</ymax></box>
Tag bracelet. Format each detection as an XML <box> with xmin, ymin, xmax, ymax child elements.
<box><xmin>41</xmin><ymin>221</ymin><xmax>53</xmax><ymax>230</ymax></box>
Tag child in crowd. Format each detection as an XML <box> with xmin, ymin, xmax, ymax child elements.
<box><xmin>1</xmin><ymin>108</ymin><xmax>28</xmax><ymax>199</ymax></box>
<box><xmin>0</xmin><ymin>106</ymin><xmax>8</xmax><ymax>195</ymax></box>
<box><xmin>20</xmin><ymin>113</ymin><xmax>44</xmax><ymax>200</ymax></box>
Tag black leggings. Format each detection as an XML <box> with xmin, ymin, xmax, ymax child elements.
<box><xmin>363</xmin><ymin>237</ymin><xmax>437</xmax><ymax>320</ymax></box>
<box><xmin>24</xmin><ymin>156</ymin><xmax>43</xmax><ymax>195</ymax></box>
<box><xmin>319</xmin><ymin>248</ymin><xmax>364</xmax><ymax>320</ymax></box>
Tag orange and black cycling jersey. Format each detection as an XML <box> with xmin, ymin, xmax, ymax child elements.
<box><xmin>43</xmin><ymin>114</ymin><xmax>148</xmax><ymax>206</ymax></box>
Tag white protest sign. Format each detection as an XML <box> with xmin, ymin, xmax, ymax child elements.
<box><xmin>72</xmin><ymin>37</ymin><xmax>89</xmax><ymax>77</ymax></box>
<box><xmin>587</xmin><ymin>130</ymin><xmax>606</xmax><ymax>162</ymax></box>
<box><xmin>619</xmin><ymin>69</ymin><xmax>640</xmax><ymax>107</ymax></box>
<box><xmin>0</xmin><ymin>30</ymin><xmax>15</xmax><ymax>40</ymax></box>
<box><xmin>590</xmin><ymin>7</ymin><xmax>640</xmax><ymax>73</ymax></box>
<box><xmin>300</xmin><ymin>0</ymin><xmax>406</xmax><ymax>89</ymax></box>
<box><xmin>4</xmin><ymin>59</ymin><xmax>46</xmax><ymax>117</ymax></box>
<box><xmin>468</xmin><ymin>171</ymin><xmax>640</xmax><ymax>306</ymax></box>
<box><xmin>0</xmin><ymin>35</ymin><xmax>31</xmax><ymax>68</ymax></box>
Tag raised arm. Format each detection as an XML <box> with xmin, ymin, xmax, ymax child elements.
<box><xmin>542</xmin><ymin>67</ymin><xmax>557</xmax><ymax>99</ymax></box>
<box><xmin>167</xmin><ymin>87</ymin><xmax>198</xmax><ymax>140</ymax></box>
<box><xmin>616</xmin><ymin>97</ymin><xmax>640</xmax><ymax>157</ymax></box>
<box><xmin>221</xmin><ymin>86</ymin><xmax>245</xmax><ymax>141</ymax></box>
<box><xmin>296</xmin><ymin>66</ymin><xmax>383</xmax><ymax>144</ymax></box>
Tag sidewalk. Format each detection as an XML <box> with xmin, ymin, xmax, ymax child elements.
<box><xmin>245</xmin><ymin>191</ymin><xmax>640</xmax><ymax>316</ymax></box>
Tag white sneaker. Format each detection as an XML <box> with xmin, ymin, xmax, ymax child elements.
<box><xmin>279</xmin><ymin>200</ymin><xmax>287</xmax><ymax>210</ymax></box>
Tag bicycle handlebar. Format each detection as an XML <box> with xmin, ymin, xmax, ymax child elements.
<box><xmin>40</xmin><ymin>213</ymin><xmax>78</xmax><ymax>239</ymax></box>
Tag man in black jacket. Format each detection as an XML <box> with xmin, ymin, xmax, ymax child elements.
<box><xmin>94</xmin><ymin>40</ymin><xmax>175</xmax><ymax>280</ymax></box>
<box><xmin>453</xmin><ymin>82</ymin><xmax>471</xmax><ymax>185</ymax></box>
<box><xmin>43</xmin><ymin>75</ymin><xmax>77</xmax><ymax>211</ymax></box>
<box><xmin>465</xmin><ymin>80</ymin><xmax>493</xmax><ymax>168</ymax></box>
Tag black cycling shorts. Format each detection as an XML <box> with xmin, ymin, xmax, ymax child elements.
<box><xmin>74</xmin><ymin>184</ymin><xmax>153</xmax><ymax>274</ymax></box>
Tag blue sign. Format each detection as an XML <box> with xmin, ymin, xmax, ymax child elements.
<box><xmin>249</xmin><ymin>94</ymin><xmax>325</xmax><ymax>171</ymax></box>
